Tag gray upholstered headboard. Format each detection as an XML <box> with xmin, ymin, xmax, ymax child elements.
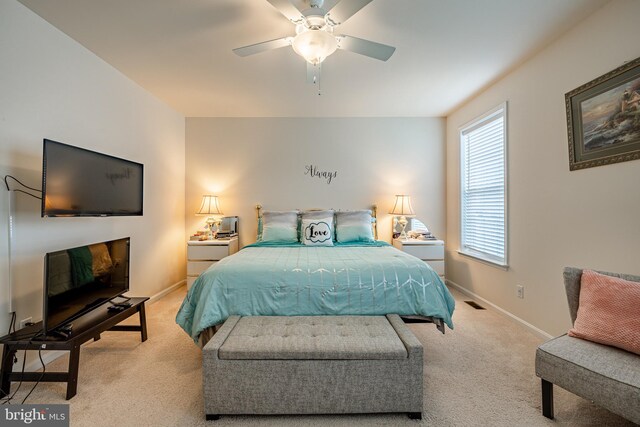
<box><xmin>563</xmin><ymin>267</ymin><xmax>640</xmax><ymax>325</ymax></box>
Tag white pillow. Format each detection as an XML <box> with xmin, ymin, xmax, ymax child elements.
<box><xmin>301</xmin><ymin>217</ymin><xmax>334</xmax><ymax>246</ymax></box>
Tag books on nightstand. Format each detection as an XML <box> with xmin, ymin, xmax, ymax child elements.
<box><xmin>407</xmin><ymin>230</ymin><xmax>437</xmax><ymax>240</ymax></box>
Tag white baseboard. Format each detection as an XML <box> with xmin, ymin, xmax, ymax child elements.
<box><xmin>22</xmin><ymin>279</ymin><xmax>186</xmax><ymax>373</ymax></box>
<box><xmin>446</xmin><ymin>279</ymin><xmax>553</xmax><ymax>340</ymax></box>
<box><xmin>148</xmin><ymin>279</ymin><xmax>186</xmax><ymax>305</ymax></box>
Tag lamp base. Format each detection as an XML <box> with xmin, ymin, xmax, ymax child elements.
<box><xmin>398</xmin><ymin>216</ymin><xmax>409</xmax><ymax>240</ymax></box>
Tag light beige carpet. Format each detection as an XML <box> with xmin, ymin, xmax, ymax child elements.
<box><xmin>5</xmin><ymin>286</ymin><xmax>635</xmax><ymax>427</ymax></box>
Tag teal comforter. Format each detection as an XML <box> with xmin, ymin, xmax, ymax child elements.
<box><xmin>176</xmin><ymin>243</ymin><xmax>455</xmax><ymax>342</ymax></box>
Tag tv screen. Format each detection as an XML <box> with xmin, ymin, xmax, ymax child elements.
<box><xmin>43</xmin><ymin>237</ymin><xmax>130</xmax><ymax>333</ymax></box>
<box><xmin>42</xmin><ymin>139</ymin><xmax>143</xmax><ymax>217</ymax></box>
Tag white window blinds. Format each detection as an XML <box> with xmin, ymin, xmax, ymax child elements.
<box><xmin>460</xmin><ymin>103</ymin><xmax>507</xmax><ymax>266</ymax></box>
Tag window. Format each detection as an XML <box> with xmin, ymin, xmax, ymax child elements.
<box><xmin>459</xmin><ymin>103</ymin><xmax>507</xmax><ymax>267</ymax></box>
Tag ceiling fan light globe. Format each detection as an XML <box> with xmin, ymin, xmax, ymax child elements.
<box><xmin>292</xmin><ymin>29</ymin><xmax>337</xmax><ymax>65</ymax></box>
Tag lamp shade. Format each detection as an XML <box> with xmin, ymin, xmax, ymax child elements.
<box><xmin>196</xmin><ymin>195</ymin><xmax>223</xmax><ymax>216</ymax></box>
<box><xmin>292</xmin><ymin>29</ymin><xmax>338</xmax><ymax>65</ymax></box>
<box><xmin>389</xmin><ymin>195</ymin><xmax>415</xmax><ymax>216</ymax></box>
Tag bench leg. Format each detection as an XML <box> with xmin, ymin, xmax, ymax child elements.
<box><xmin>408</xmin><ymin>412</ymin><xmax>422</xmax><ymax>420</ymax></box>
<box><xmin>205</xmin><ymin>414</ymin><xmax>220</xmax><ymax>421</ymax></box>
<box><xmin>541</xmin><ymin>379</ymin><xmax>554</xmax><ymax>419</ymax></box>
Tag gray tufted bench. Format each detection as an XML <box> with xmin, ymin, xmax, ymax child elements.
<box><xmin>202</xmin><ymin>314</ymin><xmax>423</xmax><ymax>420</ymax></box>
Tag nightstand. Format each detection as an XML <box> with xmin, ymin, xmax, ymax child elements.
<box><xmin>187</xmin><ymin>237</ymin><xmax>239</xmax><ymax>290</ymax></box>
<box><xmin>392</xmin><ymin>238</ymin><xmax>445</xmax><ymax>280</ymax></box>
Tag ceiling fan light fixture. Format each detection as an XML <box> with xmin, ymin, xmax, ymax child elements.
<box><xmin>292</xmin><ymin>29</ymin><xmax>338</xmax><ymax>65</ymax></box>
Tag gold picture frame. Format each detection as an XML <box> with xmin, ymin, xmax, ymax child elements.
<box><xmin>566</xmin><ymin>57</ymin><xmax>640</xmax><ymax>170</ymax></box>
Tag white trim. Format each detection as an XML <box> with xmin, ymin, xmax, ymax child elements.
<box><xmin>459</xmin><ymin>101</ymin><xmax>509</xmax><ymax>267</ymax></box>
<box><xmin>147</xmin><ymin>279</ymin><xmax>186</xmax><ymax>305</ymax></box>
<box><xmin>446</xmin><ymin>278</ymin><xmax>553</xmax><ymax>340</ymax></box>
<box><xmin>459</xmin><ymin>102</ymin><xmax>506</xmax><ymax>134</ymax></box>
<box><xmin>457</xmin><ymin>250</ymin><xmax>509</xmax><ymax>270</ymax></box>
<box><xmin>23</xmin><ymin>279</ymin><xmax>186</xmax><ymax>373</ymax></box>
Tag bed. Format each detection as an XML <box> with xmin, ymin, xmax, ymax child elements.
<box><xmin>176</xmin><ymin>206</ymin><xmax>455</xmax><ymax>344</ymax></box>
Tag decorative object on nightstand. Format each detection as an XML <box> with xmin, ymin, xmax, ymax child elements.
<box><xmin>393</xmin><ymin>238</ymin><xmax>445</xmax><ymax>280</ymax></box>
<box><xmin>389</xmin><ymin>195</ymin><xmax>415</xmax><ymax>240</ymax></box>
<box><xmin>196</xmin><ymin>195</ymin><xmax>223</xmax><ymax>240</ymax></box>
<box><xmin>187</xmin><ymin>237</ymin><xmax>239</xmax><ymax>290</ymax></box>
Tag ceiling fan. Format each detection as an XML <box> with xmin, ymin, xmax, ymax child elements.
<box><xmin>232</xmin><ymin>0</ymin><xmax>395</xmax><ymax>89</ymax></box>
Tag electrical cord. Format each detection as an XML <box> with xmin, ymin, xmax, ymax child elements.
<box><xmin>12</xmin><ymin>189</ymin><xmax>42</xmax><ymax>200</ymax></box>
<box><xmin>3</xmin><ymin>175</ymin><xmax>41</xmax><ymax>193</ymax></box>
<box><xmin>3</xmin><ymin>176</ymin><xmax>42</xmax><ymax>200</ymax></box>
<box><xmin>7</xmin><ymin>312</ymin><xmax>16</xmax><ymax>335</ymax></box>
<box><xmin>1</xmin><ymin>338</ymin><xmax>30</xmax><ymax>404</ymax></box>
<box><xmin>20</xmin><ymin>347</ymin><xmax>45</xmax><ymax>404</ymax></box>
<box><xmin>0</xmin><ymin>312</ymin><xmax>20</xmax><ymax>397</ymax></box>
<box><xmin>0</xmin><ymin>329</ymin><xmax>45</xmax><ymax>404</ymax></box>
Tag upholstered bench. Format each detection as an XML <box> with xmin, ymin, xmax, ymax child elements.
<box><xmin>202</xmin><ymin>314</ymin><xmax>423</xmax><ymax>420</ymax></box>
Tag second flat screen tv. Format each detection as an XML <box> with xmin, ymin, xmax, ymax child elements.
<box><xmin>42</xmin><ymin>139</ymin><xmax>143</xmax><ymax>217</ymax></box>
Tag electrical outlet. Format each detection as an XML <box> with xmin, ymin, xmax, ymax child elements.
<box><xmin>19</xmin><ymin>317</ymin><xmax>32</xmax><ymax>329</ymax></box>
<box><xmin>516</xmin><ymin>285</ymin><xmax>524</xmax><ymax>299</ymax></box>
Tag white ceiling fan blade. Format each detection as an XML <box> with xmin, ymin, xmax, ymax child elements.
<box><xmin>337</xmin><ymin>35</ymin><xmax>395</xmax><ymax>61</ymax></box>
<box><xmin>233</xmin><ymin>37</ymin><xmax>292</xmax><ymax>57</ymax></box>
<box><xmin>265</xmin><ymin>0</ymin><xmax>305</xmax><ymax>24</ymax></box>
<box><xmin>325</xmin><ymin>0</ymin><xmax>373</xmax><ymax>26</ymax></box>
<box><xmin>306</xmin><ymin>62</ymin><xmax>321</xmax><ymax>84</ymax></box>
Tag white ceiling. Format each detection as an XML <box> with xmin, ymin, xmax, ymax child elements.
<box><xmin>19</xmin><ymin>0</ymin><xmax>608</xmax><ymax>117</ymax></box>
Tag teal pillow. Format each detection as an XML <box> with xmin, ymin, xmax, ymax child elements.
<box><xmin>336</xmin><ymin>223</ymin><xmax>373</xmax><ymax>243</ymax></box>
<box><xmin>336</xmin><ymin>210</ymin><xmax>374</xmax><ymax>243</ymax></box>
<box><xmin>261</xmin><ymin>224</ymin><xmax>297</xmax><ymax>243</ymax></box>
<box><xmin>260</xmin><ymin>210</ymin><xmax>299</xmax><ymax>243</ymax></box>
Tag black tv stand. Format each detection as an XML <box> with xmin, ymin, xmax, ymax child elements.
<box><xmin>0</xmin><ymin>296</ymin><xmax>148</xmax><ymax>400</ymax></box>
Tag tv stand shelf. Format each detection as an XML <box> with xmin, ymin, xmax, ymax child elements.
<box><xmin>0</xmin><ymin>296</ymin><xmax>148</xmax><ymax>400</ymax></box>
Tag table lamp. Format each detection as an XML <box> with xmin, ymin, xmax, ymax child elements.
<box><xmin>196</xmin><ymin>195</ymin><xmax>223</xmax><ymax>239</ymax></box>
<box><xmin>390</xmin><ymin>195</ymin><xmax>415</xmax><ymax>240</ymax></box>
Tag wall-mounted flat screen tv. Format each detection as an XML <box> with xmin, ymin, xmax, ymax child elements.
<box><xmin>42</xmin><ymin>139</ymin><xmax>143</xmax><ymax>217</ymax></box>
<box><xmin>43</xmin><ymin>237</ymin><xmax>130</xmax><ymax>333</ymax></box>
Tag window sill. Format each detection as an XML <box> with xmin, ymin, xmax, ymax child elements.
<box><xmin>457</xmin><ymin>250</ymin><xmax>509</xmax><ymax>271</ymax></box>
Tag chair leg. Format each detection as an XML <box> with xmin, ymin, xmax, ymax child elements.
<box><xmin>541</xmin><ymin>379</ymin><xmax>554</xmax><ymax>419</ymax></box>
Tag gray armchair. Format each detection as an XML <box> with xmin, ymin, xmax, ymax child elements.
<box><xmin>535</xmin><ymin>267</ymin><xmax>640</xmax><ymax>424</ymax></box>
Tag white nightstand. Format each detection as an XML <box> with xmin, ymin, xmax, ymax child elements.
<box><xmin>187</xmin><ymin>237</ymin><xmax>239</xmax><ymax>290</ymax></box>
<box><xmin>393</xmin><ymin>238</ymin><xmax>445</xmax><ymax>280</ymax></box>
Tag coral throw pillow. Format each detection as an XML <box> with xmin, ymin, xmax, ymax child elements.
<box><xmin>568</xmin><ymin>270</ymin><xmax>640</xmax><ymax>355</ymax></box>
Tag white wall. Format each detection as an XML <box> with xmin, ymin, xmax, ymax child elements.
<box><xmin>0</xmin><ymin>1</ymin><xmax>186</xmax><ymax>335</ymax></box>
<box><xmin>186</xmin><ymin>118</ymin><xmax>445</xmax><ymax>248</ymax></box>
<box><xmin>446</xmin><ymin>0</ymin><xmax>640</xmax><ymax>337</ymax></box>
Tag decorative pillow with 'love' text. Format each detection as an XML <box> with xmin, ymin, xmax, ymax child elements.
<box><xmin>301</xmin><ymin>217</ymin><xmax>334</xmax><ymax>247</ymax></box>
